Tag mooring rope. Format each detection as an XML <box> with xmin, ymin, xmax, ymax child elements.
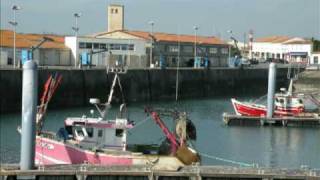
<box><xmin>128</xmin><ymin>116</ymin><xmax>152</xmax><ymax>130</ymax></box>
<box><xmin>200</xmin><ymin>152</ymin><xmax>255</xmax><ymax>167</ymax></box>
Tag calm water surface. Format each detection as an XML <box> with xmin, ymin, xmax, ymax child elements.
<box><xmin>1</xmin><ymin>97</ymin><xmax>319</xmax><ymax>168</ymax></box>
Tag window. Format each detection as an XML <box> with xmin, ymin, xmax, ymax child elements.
<box><xmin>100</xmin><ymin>43</ymin><xmax>107</xmax><ymax>49</ymax></box>
<box><xmin>169</xmin><ymin>45</ymin><xmax>179</xmax><ymax>52</ymax></box>
<box><xmin>172</xmin><ymin>57</ymin><xmax>177</xmax><ymax>65</ymax></box>
<box><xmin>79</xmin><ymin>42</ymin><xmax>86</xmax><ymax>49</ymax></box>
<box><xmin>111</xmin><ymin>8</ymin><xmax>114</xmax><ymax>14</ymax></box>
<box><xmin>221</xmin><ymin>48</ymin><xmax>228</xmax><ymax>54</ymax></box>
<box><xmin>115</xmin><ymin>129</ymin><xmax>124</xmax><ymax>137</ymax></box>
<box><xmin>76</xmin><ymin>128</ymin><xmax>84</xmax><ymax>137</ymax></box>
<box><xmin>209</xmin><ymin>48</ymin><xmax>218</xmax><ymax>54</ymax></box>
<box><xmin>128</xmin><ymin>44</ymin><xmax>134</xmax><ymax>50</ymax></box>
<box><xmin>121</xmin><ymin>44</ymin><xmax>128</xmax><ymax>50</ymax></box>
<box><xmin>110</xmin><ymin>44</ymin><xmax>120</xmax><ymax>50</ymax></box>
<box><xmin>183</xmin><ymin>46</ymin><xmax>193</xmax><ymax>53</ymax></box>
<box><xmin>314</xmin><ymin>56</ymin><xmax>319</xmax><ymax>64</ymax></box>
<box><xmin>93</xmin><ymin>43</ymin><xmax>99</xmax><ymax>49</ymax></box>
<box><xmin>86</xmin><ymin>128</ymin><xmax>93</xmax><ymax>138</ymax></box>
<box><xmin>197</xmin><ymin>47</ymin><xmax>206</xmax><ymax>54</ymax></box>
<box><xmin>115</xmin><ymin>9</ymin><xmax>118</xmax><ymax>13</ymax></box>
<box><xmin>85</xmin><ymin>43</ymin><xmax>92</xmax><ymax>49</ymax></box>
<box><xmin>98</xmin><ymin>130</ymin><xmax>103</xmax><ymax>137</ymax></box>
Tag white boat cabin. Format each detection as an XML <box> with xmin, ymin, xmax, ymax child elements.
<box><xmin>274</xmin><ymin>88</ymin><xmax>304</xmax><ymax>109</ymax></box>
<box><xmin>62</xmin><ymin>117</ymin><xmax>134</xmax><ymax>151</ymax></box>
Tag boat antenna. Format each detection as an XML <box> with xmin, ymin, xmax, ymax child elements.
<box><xmin>288</xmin><ymin>78</ymin><xmax>293</xmax><ymax>96</ymax></box>
<box><xmin>102</xmin><ymin>73</ymin><xmax>119</xmax><ymax>118</ymax></box>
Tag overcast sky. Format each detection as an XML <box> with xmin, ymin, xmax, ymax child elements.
<box><xmin>1</xmin><ymin>0</ymin><xmax>319</xmax><ymax>40</ymax></box>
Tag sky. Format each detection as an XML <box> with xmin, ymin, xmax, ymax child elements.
<box><xmin>1</xmin><ymin>0</ymin><xmax>319</xmax><ymax>40</ymax></box>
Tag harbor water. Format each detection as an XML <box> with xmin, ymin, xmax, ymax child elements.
<box><xmin>1</xmin><ymin>97</ymin><xmax>319</xmax><ymax>168</ymax></box>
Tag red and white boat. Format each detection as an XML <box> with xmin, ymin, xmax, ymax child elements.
<box><xmin>231</xmin><ymin>80</ymin><xmax>305</xmax><ymax>117</ymax></box>
<box><xmin>32</xmin><ymin>73</ymin><xmax>199</xmax><ymax>170</ymax></box>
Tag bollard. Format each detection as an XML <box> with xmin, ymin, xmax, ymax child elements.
<box><xmin>20</xmin><ymin>61</ymin><xmax>38</xmax><ymax>170</ymax></box>
<box><xmin>267</xmin><ymin>63</ymin><xmax>276</xmax><ymax>118</ymax></box>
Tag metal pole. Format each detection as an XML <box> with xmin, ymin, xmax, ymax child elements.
<box><xmin>175</xmin><ymin>30</ymin><xmax>180</xmax><ymax>101</ymax></box>
<box><xmin>13</xmin><ymin>10</ymin><xmax>16</xmax><ymax>68</ymax></box>
<box><xmin>150</xmin><ymin>24</ymin><xmax>153</xmax><ymax>67</ymax></box>
<box><xmin>20</xmin><ymin>60</ymin><xmax>38</xmax><ymax>170</ymax></box>
<box><xmin>194</xmin><ymin>27</ymin><xmax>197</xmax><ymax>66</ymax></box>
<box><xmin>228</xmin><ymin>44</ymin><xmax>231</xmax><ymax>66</ymax></box>
<box><xmin>149</xmin><ymin>21</ymin><xmax>154</xmax><ymax>68</ymax></box>
<box><xmin>267</xmin><ymin>62</ymin><xmax>276</xmax><ymax>118</ymax></box>
<box><xmin>75</xmin><ymin>16</ymin><xmax>78</xmax><ymax>37</ymax></box>
<box><xmin>75</xmin><ymin>16</ymin><xmax>78</xmax><ymax>68</ymax></box>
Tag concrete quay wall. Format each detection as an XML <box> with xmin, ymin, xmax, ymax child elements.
<box><xmin>295</xmin><ymin>70</ymin><xmax>320</xmax><ymax>102</ymax></box>
<box><xmin>0</xmin><ymin>67</ymin><xmax>289</xmax><ymax>113</ymax></box>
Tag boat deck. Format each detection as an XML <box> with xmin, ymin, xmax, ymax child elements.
<box><xmin>223</xmin><ymin>112</ymin><xmax>320</xmax><ymax>126</ymax></box>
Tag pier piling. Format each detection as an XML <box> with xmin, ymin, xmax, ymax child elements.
<box><xmin>267</xmin><ymin>63</ymin><xmax>277</xmax><ymax>119</ymax></box>
<box><xmin>20</xmin><ymin>61</ymin><xmax>38</xmax><ymax>171</ymax></box>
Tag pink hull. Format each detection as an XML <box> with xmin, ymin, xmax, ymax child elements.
<box><xmin>35</xmin><ymin>137</ymin><xmax>133</xmax><ymax>165</ymax></box>
<box><xmin>231</xmin><ymin>99</ymin><xmax>302</xmax><ymax>117</ymax></box>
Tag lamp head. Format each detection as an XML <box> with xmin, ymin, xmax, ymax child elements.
<box><xmin>148</xmin><ymin>21</ymin><xmax>154</xmax><ymax>26</ymax></box>
<box><xmin>74</xmin><ymin>13</ymin><xmax>81</xmax><ymax>18</ymax></box>
<box><xmin>8</xmin><ymin>21</ymin><xmax>17</xmax><ymax>26</ymax></box>
<box><xmin>12</xmin><ymin>5</ymin><xmax>21</xmax><ymax>10</ymax></box>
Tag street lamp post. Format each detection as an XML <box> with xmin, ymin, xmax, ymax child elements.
<box><xmin>227</xmin><ymin>30</ymin><xmax>233</xmax><ymax>64</ymax></box>
<box><xmin>148</xmin><ymin>21</ymin><xmax>154</xmax><ymax>68</ymax></box>
<box><xmin>72</xmin><ymin>13</ymin><xmax>81</xmax><ymax>68</ymax></box>
<box><xmin>193</xmin><ymin>26</ymin><xmax>199</xmax><ymax>67</ymax></box>
<box><xmin>9</xmin><ymin>5</ymin><xmax>21</xmax><ymax>68</ymax></box>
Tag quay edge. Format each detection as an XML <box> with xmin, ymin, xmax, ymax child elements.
<box><xmin>0</xmin><ymin>165</ymin><xmax>319</xmax><ymax>179</ymax></box>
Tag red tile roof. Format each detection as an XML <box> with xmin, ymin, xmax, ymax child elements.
<box><xmin>255</xmin><ymin>36</ymin><xmax>291</xmax><ymax>43</ymax></box>
<box><xmin>94</xmin><ymin>30</ymin><xmax>227</xmax><ymax>45</ymax></box>
<box><xmin>255</xmin><ymin>35</ymin><xmax>311</xmax><ymax>44</ymax></box>
<box><xmin>0</xmin><ymin>29</ymin><xmax>67</xmax><ymax>49</ymax></box>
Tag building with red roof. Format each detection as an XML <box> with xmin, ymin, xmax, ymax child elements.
<box><xmin>252</xmin><ymin>35</ymin><xmax>313</xmax><ymax>63</ymax></box>
<box><xmin>0</xmin><ymin>29</ymin><xmax>71</xmax><ymax>67</ymax></box>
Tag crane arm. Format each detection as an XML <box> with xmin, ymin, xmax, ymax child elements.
<box><xmin>146</xmin><ymin>109</ymin><xmax>179</xmax><ymax>154</ymax></box>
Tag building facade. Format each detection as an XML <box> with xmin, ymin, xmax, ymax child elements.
<box><xmin>0</xmin><ymin>30</ymin><xmax>71</xmax><ymax>67</ymax></box>
<box><xmin>94</xmin><ymin>30</ymin><xmax>229</xmax><ymax>68</ymax></box>
<box><xmin>65</xmin><ymin>36</ymin><xmax>147</xmax><ymax>68</ymax></box>
<box><xmin>252</xmin><ymin>36</ymin><xmax>312</xmax><ymax>63</ymax></box>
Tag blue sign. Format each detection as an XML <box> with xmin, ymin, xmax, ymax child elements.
<box><xmin>160</xmin><ymin>54</ymin><xmax>166</xmax><ymax>69</ymax></box>
<box><xmin>21</xmin><ymin>50</ymin><xmax>32</xmax><ymax>64</ymax></box>
<box><xmin>81</xmin><ymin>52</ymin><xmax>90</xmax><ymax>65</ymax></box>
<box><xmin>194</xmin><ymin>57</ymin><xmax>201</xmax><ymax>68</ymax></box>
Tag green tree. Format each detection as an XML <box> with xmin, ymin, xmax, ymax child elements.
<box><xmin>311</xmin><ymin>37</ymin><xmax>320</xmax><ymax>52</ymax></box>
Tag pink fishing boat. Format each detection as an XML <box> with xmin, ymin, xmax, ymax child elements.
<box><xmin>32</xmin><ymin>73</ymin><xmax>199</xmax><ymax>170</ymax></box>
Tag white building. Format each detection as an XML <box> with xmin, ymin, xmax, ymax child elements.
<box><xmin>252</xmin><ymin>36</ymin><xmax>312</xmax><ymax>63</ymax></box>
<box><xmin>64</xmin><ymin>36</ymin><xmax>147</xmax><ymax>68</ymax></box>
